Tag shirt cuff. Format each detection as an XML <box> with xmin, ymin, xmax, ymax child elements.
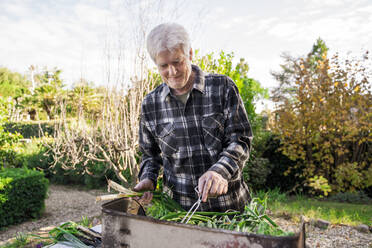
<box><xmin>209</xmin><ymin>156</ymin><xmax>237</xmax><ymax>180</ymax></box>
<box><xmin>139</xmin><ymin>171</ymin><xmax>158</xmax><ymax>188</ymax></box>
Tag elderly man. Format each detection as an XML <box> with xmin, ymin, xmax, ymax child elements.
<box><xmin>134</xmin><ymin>23</ymin><xmax>252</xmax><ymax>212</ymax></box>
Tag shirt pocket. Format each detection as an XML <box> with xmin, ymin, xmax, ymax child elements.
<box><xmin>155</xmin><ymin>122</ymin><xmax>178</xmax><ymax>157</ymax></box>
<box><xmin>202</xmin><ymin>113</ymin><xmax>225</xmax><ymax>152</ymax></box>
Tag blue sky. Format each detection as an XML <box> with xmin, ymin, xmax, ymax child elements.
<box><xmin>1</xmin><ymin>0</ymin><xmax>371</xmax><ymax>110</ymax></box>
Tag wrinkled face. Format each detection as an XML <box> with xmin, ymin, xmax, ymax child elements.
<box><xmin>155</xmin><ymin>47</ymin><xmax>193</xmax><ymax>95</ymax></box>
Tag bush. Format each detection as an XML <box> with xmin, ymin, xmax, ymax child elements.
<box><xmin>18</xmin><ymin>140</ymin><xmax>114</xmax><ymax>189</ymax></box>
<box><xmin>364</xmin><ymin>186</ymin><xmax>372</xmax><ymax>198</ymax></box>
<box><xmin>0</xmin><ymin>167</ymin><xmax>49</xmax><ymax>227</ymax></box>
<box><xmin>0</xmin><ymin>139</ymin><xmax>53</xmax><ymax>169</ymax></box>
<box><xmin>243</xmin><ymin>130</ymin><xmax>274</xmax><ymax>191</ymax></box>
<box><xmin>16</xmin><ymin>140</ymin><xmax>54</xmax><ymax>173</ymax></box>
<box><xmin>4</xmin><ymin>121</ymin><xmax>55</xmax><ymax>138</ymax></box>
<box><xmin>47</xmin><ymin>159</ymin><xmax>116</xmax><ymax>189</ymax></box>
<box><xmin>0</xmin><ymin>129</ymin><xmax>23</xmax><ymax>169</ymax></box>
<box><xmin>243</xmin><ymin>157</ymin><xmax>273</xmax><ymax>191</ymax></box>
<box><xmin>261</xmin><ymin>134</ymin><xmax>303</xmax><ymax>193</ymax></box>
<box><xmin>0</xmin><ymin>142</ymin><xmax>23</xmax><ymax>169</ymax></box>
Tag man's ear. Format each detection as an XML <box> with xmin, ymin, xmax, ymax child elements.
<box><xmin>189</xmin><ymin>48</ymin><xmax>193</xmax><ymax>61</ymax></box>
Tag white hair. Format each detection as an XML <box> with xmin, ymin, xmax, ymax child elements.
<box><xmin>146</xmin><ymin>23</ymin><xmax>191</xmax><ymax>62</ymax></box>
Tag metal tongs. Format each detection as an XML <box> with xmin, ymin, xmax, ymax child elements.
<box><xmin>181</xmin><ymin>187</ymin><xmax>202</xmax><ymax>224</ymax></box>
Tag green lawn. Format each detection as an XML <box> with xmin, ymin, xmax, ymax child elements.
<box><xmin>268</xmin><ymin>197</ymin><xmax>372</xmax><ymax>226</ymax></box>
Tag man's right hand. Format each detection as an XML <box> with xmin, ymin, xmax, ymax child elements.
<box><xmin>133</xmin><ymin>178</ymin><xmax>155</xmax><ymax>205</ymax></box>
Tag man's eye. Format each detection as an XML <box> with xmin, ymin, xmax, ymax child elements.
<box><xmin>160</xmin><ymin>64</ymin><xmax>168</xmax><ymax>68</ymax></box>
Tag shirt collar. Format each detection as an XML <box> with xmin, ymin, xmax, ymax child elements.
<box><xmin>192</xmin><ymin>64</ymin><xmax>205</xmax><ymax>94</ymax></box>
<box><xmin>160</xmin><ymin>64</ymin><xmax>205</xmax><ymax>101</ymax></box>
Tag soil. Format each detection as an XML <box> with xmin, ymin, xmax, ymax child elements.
<box><xmin>0</xmin><ymin>184</ymin><xmax>371</xmax><ymax>247</ymax></box>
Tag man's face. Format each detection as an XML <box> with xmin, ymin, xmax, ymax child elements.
<box><xmin>155</xmin><ymin>47</ymin><xmax>193</xmax><ymax>95</ymax></box>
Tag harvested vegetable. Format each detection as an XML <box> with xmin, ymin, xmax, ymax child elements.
<box><xmin>97</xmin><ymin>180</ymin><xmax>293</xmax><ymax>236</ymax></box>
<box><xmin>31</xmin><ymin>220</ymin><xmax>102</xmax><ymax>248</ymax></box>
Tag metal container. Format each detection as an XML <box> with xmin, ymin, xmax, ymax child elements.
<box><xmin>101</xmin><ymin>198</ymin><xmax>305</xmax><ymax>248</ymax></box>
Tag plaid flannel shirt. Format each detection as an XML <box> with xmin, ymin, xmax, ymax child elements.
<box><xmin>138</xmin><ymin>65</ymin><xmax>252</xmax><ymax>212</ymax></box>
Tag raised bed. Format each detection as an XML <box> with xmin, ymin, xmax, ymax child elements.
<box><xmin>101</xmin><ymin>198</ymin><xmax>306</xmax><ymax>248</ymax></box>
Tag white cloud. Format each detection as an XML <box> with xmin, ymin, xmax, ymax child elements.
<box><xmin>267</xmin><ymin>22</ymin><xmax>299</xmax><ymax>38</ymax></box>
<box><xmin>304</xmin><ymin>0</ymin><xmax>363</xmax><ymax>8</ymax></box>
<box><xmin>0</xmin><ymin>1</ymin><xmax>114</xmax><ymax>85</ymax></box>
<box><xmin>74</xmin><ymin>3</ymin><xmax>111</xmax><ymax>27</ymax></box>
<box><xmin>260</xmin><ymin>0</ymin><xmax>372</xmax><ymax>50</ymax></box>
<box><xmin>254</xmin><ymin>17</ymin><xmax>279</xmax><ymax>32</ymax></box>
<box><xmin>1</xmin><ymin>0</ymin><xmax>371</xmax><ymax>100</ymax></box>
<box><xmin>2</xmin><ymin>1</ymin><xmax>29</xmax><ymax>16</ymax></box>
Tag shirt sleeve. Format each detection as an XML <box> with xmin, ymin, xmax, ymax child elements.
<box><xmin>138</xmin><ymin>108</ymin><xmax>162</xmax><ymax>186</ymax></box>
<box><xmin>208</xmin><ymin>77</ymin><xmax>253</xmax><ymax>180</ymax></box>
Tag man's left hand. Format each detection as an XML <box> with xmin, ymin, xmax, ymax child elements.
<box><xmin>198</xmin><ymin>171</ymin><xmax>228</xmax><ymax>202</ymax></box>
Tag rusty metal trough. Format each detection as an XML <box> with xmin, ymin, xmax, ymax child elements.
<box><xmin>101</xmin><ymin>198</ymin><xmax>306</xmax><ymax>248</ymax></box>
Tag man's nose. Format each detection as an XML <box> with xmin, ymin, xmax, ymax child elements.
<box><xmin>169</xmin><ymin>65</ymin><xmax>177</xmax><ymax>75</ymax></box>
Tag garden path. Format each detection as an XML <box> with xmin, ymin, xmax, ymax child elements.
<box><xmin>0</xmin><ymin>184</ymin><xmax>103</xmax><ymax>243</ymax></box>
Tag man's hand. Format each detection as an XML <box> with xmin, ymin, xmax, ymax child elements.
<box><xmin>133</xmin><ymin>178</ymin><xmax>155</xmax><ymax>205</ymax></box>
<box><xmin>198</xmin><ymin>171</ymin><xmax>228</xmax><ymax>202</ymax></box>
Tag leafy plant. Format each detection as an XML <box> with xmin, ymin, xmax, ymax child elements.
<box><xmin>308</xmin><ymin>175</ymin><xmax>332</xmax><ymax>197</ymax></box>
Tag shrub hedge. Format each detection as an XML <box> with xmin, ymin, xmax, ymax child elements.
<box><xmin>0</xmin><ymin>168</ymin><xmax>49</xmax><ymax>227</ymax></box>
<box><xmin>1</xmin><ymin>138</ymin><xmax>117</xmax><ymax>189</ymax></box>
<box><xmin>4</xmin><ymin>121</ymin><xmax>55</xmax><ymax>138</ymax></box>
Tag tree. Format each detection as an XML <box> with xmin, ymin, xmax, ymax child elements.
<box><xmin>66</xmin><ymin>79</ymin><xmax>105</xmax><ymax>119</ymax></box>
<box><xmin>271</xmin><ymin>38</ymin><xmax>329</xmax><ymax>105</ymax></box>
<box><xmin>271</xmin><ymin>39</ymin><xmax>371</xmax><ymax>193</ymax></box>
<box><xmin>0</xmin><ymin>68</ymin><xmax>30</xmax><ymax>99</ymax></box>
<box><xmin>0</xmin><ymin>68</ymin><xmax>31</xmax><ymax>121</ymax></box>
<box><xmin>29</xmin><ymin>68</ymin><xmax>65</xmax><ymax>120</ymax></box>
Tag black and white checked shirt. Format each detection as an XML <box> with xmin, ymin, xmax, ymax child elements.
<box><xmin>138</xmin><ymin>65</ymin><xmax>252</xmax><ymax>212</ymax></box>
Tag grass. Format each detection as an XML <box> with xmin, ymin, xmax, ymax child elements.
<box><xmin>254</xmin><ymin>189</ymin><xmax>372</xmax><ymax>226</ymax></box>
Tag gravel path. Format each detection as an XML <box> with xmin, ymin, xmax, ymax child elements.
<box><xmin>273</xmin><ymin>217</ymin><xmax>372</xmax><ymax>248</ymax></box>
<box><xmin>0</xmin><ymin>184</ymin><xmax>104</xmax><ymax>242</ymax></box>
<box><xmin>0</xmin><ymin>184</ymin><xmax>371</xmax><ymax>247</ymax></box>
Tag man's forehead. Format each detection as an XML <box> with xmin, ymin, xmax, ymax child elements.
<box><xmin>156</xmin><ymin>48</ymin><xmax>186</xmax><ymax>63</ymax></box>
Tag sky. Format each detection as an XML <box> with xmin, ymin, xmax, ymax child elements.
<box><xmin>1</xmin><ymin>0</ymin><xmax>371</xmax><ymax>111</ymax></box>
